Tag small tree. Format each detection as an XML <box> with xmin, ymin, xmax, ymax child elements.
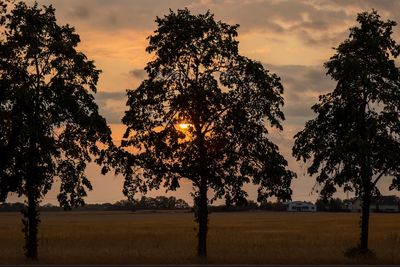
<box><xmin>121</xmin><ymin>9</ymin><xmax>294</xmax><ymax>257</ymax></box>
<box><xmin>293</xmin><ymin>10</ymin><xmax>400</xmax><ymax>254</ymax></box>
<box><xmin>0</xmin><ymin>1</ymin><xmax>112</xmax><ymax>259</ymax></box>
<box><xmin>315</xmin><ymin>198</ymin><xmax>343</xmax><ymax>212</ymax></box>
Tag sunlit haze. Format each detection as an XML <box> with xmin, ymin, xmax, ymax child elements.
<box><xmin>178</xmin><ymin>123</ymin><xmax>191</xmax><ymax>130</ymax></box>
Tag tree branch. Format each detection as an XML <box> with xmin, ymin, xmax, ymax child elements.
<box><xmin>372</xmin><ymin>170</ymin><xmax>386</xmax><ymax>186</ymax></box>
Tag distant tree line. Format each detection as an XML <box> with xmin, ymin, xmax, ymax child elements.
<box><xmin>0</xmin><ymin>196</ymin><xmax>189</xmax><ymax>212</ymax></box>
<box><xmin>0</xmin><ymin>199</ymin><xmax>303</xmax><ymax>212</ymax></box>
<box><xmin>212</xmin><ymin>200</ymin><xmax>288</xmax><ymax>212</ymax></box>
<box><xmin>3</xmin><ymin>197</ymin><xmax>394</xmax><ymax>213</ymax></box>
<box><xmin>0</xmin><ymin>199</ymin><xmax>288</xmax><ymax>212</ymax></box>
<box><xmin>315</xmin><ymin>198</ymin><xmax>348</xmax><ymax>212</ymax></box>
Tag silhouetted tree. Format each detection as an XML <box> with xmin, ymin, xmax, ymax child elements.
<box><xmin>315</xmin><ymin>198</ymin><xmax>328</xmax><ymax>212</ymax></box>
<box><xmin>114</xmin><ymin>196</ymin><xmax>189</xmax><ymax>210</ymax></box>
<box><xmin>0</xmin><ymin>1</ymin><xmax>112</xmax><ymax>259</ymax></box>
<box><xmin>121</xmin><ymin>9</ymin><xmax>294</xmax><ymax>257</ymax></box>
<box><xmin>315</xmin><ymin>198</ymin><xmax>343</xmax><ymax>212</ymax></box>
<box><xmin>259</xmin><ymin>200</ymin><xmax>287</xmax><ymax>211</ymax></box>
<box><xmin>293</xmin><ymin>10</ymin><xmax>400</xmax><ymax>255</ymax></box>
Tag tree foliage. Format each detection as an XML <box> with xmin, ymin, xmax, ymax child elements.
<box><xmin>121</xmin><ymin>8</ymin><xmax>294</xmax><ymax>257</ymax></box>
<box><xmin>293</xmin><ymin>10</ymin><xmax>400</xmax><ymax>253</ymax></box>
<box><xmin>315</xmin><ymin>198</ymin><xmax>344</xmax><ymax>212</ymax></box>
<box><xmin>0</xmin><ymin>1</ymin><xmax>112</xmax><ymax>258</ymax></box>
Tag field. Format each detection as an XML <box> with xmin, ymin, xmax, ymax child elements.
<box><xmin>0</xmin><ymin>211</ymin><xmax>399</xmax><ymax>265</ymax></box>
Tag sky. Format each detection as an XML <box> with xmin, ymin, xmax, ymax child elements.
<box><xmin>10</xmin><ymin>0</ymin><xmax>400</xmax><ymax>205</ymax></box>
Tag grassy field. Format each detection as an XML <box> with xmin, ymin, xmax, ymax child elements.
<box><xmin>0</xmin><ymin>211</ymin><xmax>399</xmax><ymax>265</ymax></box>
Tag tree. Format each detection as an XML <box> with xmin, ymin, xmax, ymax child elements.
<box><xmin>121</xmin><ymin>9</ymin><xmax>294</xmax><ymax>257</ymax></box>
<box><xmin>0</xmin><ymin>1</ymin><xmax>112</xmax><ymax>259</ymax></box>
<box><xmin>315</xmin><ymin>198</ymin><xmax>343</xmax><ymax>212</ymax></box>
<box><xmin>293</xmin><ymin>10</ymin><xmax>400</xmax><ymax>254</ymax></box>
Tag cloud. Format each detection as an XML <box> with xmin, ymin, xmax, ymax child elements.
<box><xmin>38</xmin><ymin>0</ymin><xmax>198</xmax><ymax>31</ymax></box>
<box><xmin>95</xmin><ymin>91</ymin><xmax>127</xmax><ymax>124</ymax></box>
<box><xmin>267</xmin><ymin>64</ymin><xmax>334</xmax><ymax>95</ymax></box>
<box><xmin>263</xmin><ymin>64</ymin><xmax>336</xmax><ymax>126</ymax></box>
<box><xmin>34</xmin><ymin>0</ymin><xmax>400</xmax><ymax>49</ymax></box>
<box><xmin>129</xmin><ymin>69</ymin><xmax>146</xmax><ymax>80</ymax></box>
<box><xmin>69</xmin><ymin>5</ymin><xmax>91</xmax><ymax>19</ymax></box>
<box><xmin>284</xmin><ymin>105</ymin><xmax>315</xmax><ymax>119</ymax></box>
<box><xmin>96</xmin><ymin>91</ymin><xmax>126</xmax><ymax>101</ymax></box>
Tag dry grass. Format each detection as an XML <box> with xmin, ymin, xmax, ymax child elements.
<box><xmin>0</xmin><ymin>211</ymin><xmax>399</xmax><ymax>265</ymax></box>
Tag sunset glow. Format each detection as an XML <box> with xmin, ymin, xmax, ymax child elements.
<box><xmin>178</xmin><ymin>123</ymin><xmax>191</xmax><ymax>130</ymax></box>
<box><xmin>14</xmin><ymin>0</ymin><xmax>400</xmax><ymax>205</ymax></box>
<box><xmin>2</xmin><ymin>1</ymin><xmax>400</xmax><ymax>264</ymax></box>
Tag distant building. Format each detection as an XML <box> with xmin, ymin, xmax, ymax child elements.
<box><xmin>343</xmin><ymin>195</ymin><xmax>400</xmax><ymax>213</ymax></box>
<box><xmin>287</xmin><ymin>201</ymin><xmax>316</xmax><ymax>212</ymax></box>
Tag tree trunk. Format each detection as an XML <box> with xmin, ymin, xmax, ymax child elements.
<box><xmin>193</xmin><ymin>122</ymin><xmax>209</xmax><ymax>258</ymax></box>
<box><xmin>358</xmin><ymin>98</ymin><xmax>371</xmax><ymax>253</ymax></box>
<box><xmin>359</xmin><ymin>190</ymin><xmax>371</xmax><ymax>251</ymax></box>
<box><xmin>23</xmin><ymin>178</ymin><xmax>40</xmax><ymax>260</ymax></box>
<box><xmin>197</xmin><ymin>178</ymin><xmax>208</xmax><ymax>258</ymax></box>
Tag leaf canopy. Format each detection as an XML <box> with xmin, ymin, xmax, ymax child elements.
<box><xmin>0</xmin><ymin>1</ymin><xmax>112</xmax><ymax>208</ymax></box>
<box><xmin>122</xmin><ymin>9</ymin><xmax>294</xmax><ymax>204</ymax></box>
<box><xmin>293</xmin><ymin>10</ymin><xmax>400</xmax><ymax>198</ymax></box>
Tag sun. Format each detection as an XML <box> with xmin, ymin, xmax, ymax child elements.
<box><xmin>178</xmin><ymin>123</ymin><xmax>190</xmax><ymax>130</ymax></box>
